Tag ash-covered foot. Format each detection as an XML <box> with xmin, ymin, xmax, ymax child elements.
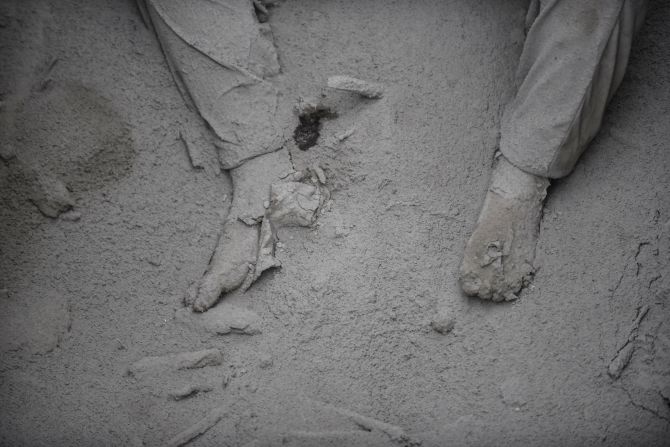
<box><xmin>459</xmin><ymin>156</ymin><xmax>549</xmax><ymax>301</ymax></box>
<box><xmin>192</xmin><ymin>219</ymin><xmax>259</xmax><ymax>312</ymax></box>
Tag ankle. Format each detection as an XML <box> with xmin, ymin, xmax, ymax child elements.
<box><xmin>490</xmin><ymin>156</ymin><xmax>549</xmax><ymax>200</ymax></box>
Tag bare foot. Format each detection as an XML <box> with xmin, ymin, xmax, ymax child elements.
<box><xmin>459</xmin><ymin>156</ymin><xmax>549</xmax><ymax>301</ymax></box>
<box><xmin>190</xmin><ymin>149</ymin><xmax>294</xmax><ymax>312</ymax></box>
<box><xmin>192</xmin><ymin>219</ymin><xmax>259</xmax><ymax>312</ymax></box>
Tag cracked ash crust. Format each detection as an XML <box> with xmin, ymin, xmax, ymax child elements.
<box><xmin>459</xmin><ymin>156</ymin><xmax>549</xmax><ymax>302</ymax></box>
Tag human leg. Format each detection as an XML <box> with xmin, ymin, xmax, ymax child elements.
<box><xmin>460</xmin><ymin>0</ymin><xmax>648</xmax><ymax>301</ymax></box>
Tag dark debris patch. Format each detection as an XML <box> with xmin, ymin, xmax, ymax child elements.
<box><xmin>293</xmin><ymin>106</ymin><xmax>336</xmax><ymax>151</ymax></box>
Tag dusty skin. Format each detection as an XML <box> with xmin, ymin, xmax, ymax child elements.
<box><xmin>459</xmin><ymin>156</ymin><xmax>549</xmax><ymax>301</ymax></box>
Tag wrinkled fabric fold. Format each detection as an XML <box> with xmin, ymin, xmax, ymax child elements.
<box><xmin>501</xmin><ymin>0</ymin><xmax>647</xmax><ymax>178</ymax></box>
<box><xmin>140</xmin><ymin>0</ymin><xmax>283</xmax><ymax>169</ymax></box>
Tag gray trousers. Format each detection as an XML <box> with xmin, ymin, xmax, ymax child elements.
<box><xmin>501</xmin><ymin>0</ymin><xmax>648</xmax><ymax>179</ymax></box>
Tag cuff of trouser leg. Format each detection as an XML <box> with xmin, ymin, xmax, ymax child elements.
<box><xmin>499</xmin><ymin>147</ymin><xmax>572</xmax><ymax>180</ymax></box>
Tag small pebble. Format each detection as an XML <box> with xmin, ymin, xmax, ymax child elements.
<box><xmin>312</xmin><ymin>165</ymin><xmax>327</xmax><ymax>184</ymax></box>
<box><xmin>327</xmin><ymin>75</ymin><xmax>384</xmax><ymax>99</ymax></box>
<box><xmin>430</xmin><ymin>314</ymin><xmax>455</xmax><ymax>335</ymax></box>
<box><xmin>168</xmin><ymin>384</ymin><xmax>212</xmax><ymax>401</ymax></box>
<box><xmin>336</xmin><ymin>127</ymin><xmax>355</xmax><ymax>142</ymax></box>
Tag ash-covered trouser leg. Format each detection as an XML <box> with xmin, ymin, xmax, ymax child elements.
<box><xmin>138</xmin><ymin>0</ymin><xmax>290</xmax><ymax>311</ymax></box>
<box><xmin>501</xmin><ymin>0</ymin><xmax>648</xmax><ymax>179</ymax></box>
